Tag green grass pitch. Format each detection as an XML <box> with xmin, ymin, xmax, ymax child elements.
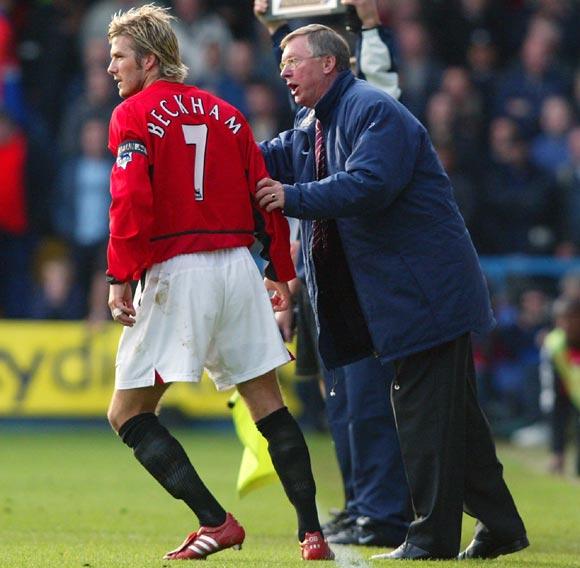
<box><xmin>1</xmin><ymin>427</ymin><xmax>579</xmax><ymax>567</ymax></box>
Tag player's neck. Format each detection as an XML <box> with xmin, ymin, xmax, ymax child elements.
<box><xmin>143</xmin><ymin>71</ymin><xmax>180</xmax><ymax>90</ymax></box>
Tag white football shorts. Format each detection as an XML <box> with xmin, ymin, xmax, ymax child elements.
<box><xmin>115</xmin><ymin>247</ymin><xmax>291</xmax><ymax>391</ymax></box>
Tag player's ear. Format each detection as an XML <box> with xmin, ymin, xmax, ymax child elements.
<box><xmin>143</xmin><ymin>52</ymin><xmax>158</xmax><ymax>72</ymax></box>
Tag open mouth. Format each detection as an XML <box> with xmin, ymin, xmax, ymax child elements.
<box><xmin>287</xmin><ymin>83</ymin><xmax>298</xmax><ymax>96</ymax></box>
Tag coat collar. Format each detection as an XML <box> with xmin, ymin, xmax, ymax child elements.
<box><xmin>295</xmin><ymin>70</ymin><xmax>355</xmax><ymax>130</ymax></box>
<box><xmin>314</xmin><ymin>70</ymin><xmax>355</xmax><ymax>124</ymax></box>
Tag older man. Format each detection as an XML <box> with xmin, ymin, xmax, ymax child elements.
<box><xmin>255</xmin><ymin>22</ymin><xmax>529</xmax><ymax>561</ymax></box>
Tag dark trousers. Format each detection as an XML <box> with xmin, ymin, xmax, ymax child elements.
<box><xmin>392</xmin><ymin>334</ymin><xmax>526</xmax><ymax>557</ymax></box>
<box><xmin>324</xmin><ymin>356</ymin><xmax>410</xmax><ymax>529</ymax></box>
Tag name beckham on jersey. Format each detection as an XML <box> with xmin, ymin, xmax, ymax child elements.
<box><xmin>146</xmin><ymin>94</ymin><xmax>242</xmax><ymax>138</ymax></box>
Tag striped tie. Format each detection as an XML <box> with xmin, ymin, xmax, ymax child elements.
<box><xmin>314</xmin><ymin>118</ymin><xmax>327</xmax><ymax>180</ymax></box>
<box><xmin>312</xmin><ymin>119</ymin><xmax>329</xmax><ymax>255</ymax></box>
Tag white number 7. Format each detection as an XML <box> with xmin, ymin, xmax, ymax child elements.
<box><xmin>182</xmin><ymin>124</ymin><xmax>208</xmax><ymax>201</ymax></box>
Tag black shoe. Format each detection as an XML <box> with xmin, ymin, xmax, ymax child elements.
<box><xmin>327</xmin><ymin>523</ymin><xmax>360</xmax><ymax>545</ymax></box>
<box><xmin>321</xmin><ymin>510</ymin><xmax>355</xmax><ymax>537</ymax></box>
<box><xmin>327</xmin><ymin>516</ymin><xmax>406</xmax><ymax>547</ymax></box>
<box><xmin>356</xmin><ymin>517</ymin><xmax>407</xmax><ymax>547</ymax></box>
<box><xmin>458</xmin><ymin>535</ymin><xmax>529</xmax><ymax>559</ymax></box>
<box><xmin>371</xmin><ymin>541</ymin><xmax>446</xmax><ymax>560</ymax></box>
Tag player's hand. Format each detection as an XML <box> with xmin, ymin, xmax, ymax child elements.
<box><xmin>264</xmin><ymin>278</ymin><xmax>290</xmax><ymax>312</ymax></box>
<box><xmin>275</xmin><ymin>304</ymin><xmax>295</xmax><ymax>342</ymax></box>
<box><xmin>108</xmin><ymin>282</ymin><xmax>136</xmax><ymax>326</ymax></box>
<box><xmin>341</xmin><ymin>0</ymin><xmax>380</xmax><ymax>28</ymax></box>
<box><xmin>256</xmin><ymin>177</ymin><xmax>285</xmax><ymax>212</ymax></box>
<box><xmin>254</xmin><ymin>0</ymin><xmax>287</xmax><ymax>35</ymax></box>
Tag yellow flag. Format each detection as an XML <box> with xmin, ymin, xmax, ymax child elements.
<box><xmin>229</xmin><ymin>392</ymin><xmax>278</xmax><ymax>498</ymax></box>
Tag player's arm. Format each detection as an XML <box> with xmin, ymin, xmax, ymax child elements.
<box><xmin>106</xmin><ymin>106</ymin><xmax>154</xmax><ymax>285</ymax></box>
<box><xmin>245</xmin><ymin>126</ymin><xmax>296</xmax><ymax>285</ymax></box>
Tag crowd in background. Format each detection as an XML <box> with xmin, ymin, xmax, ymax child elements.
<box><xmin>1</xmin><ymin>0</ymin><xmax>580</xmax><ymax>438</ymax></box>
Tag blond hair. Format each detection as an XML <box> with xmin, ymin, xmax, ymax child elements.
<box><xmin>281</xmin><ymin>24</ymin><xmax>350</xmax><ymax>72</ymax></box>
<box><xmin>108</xmin><ymin>3</ymin><xmax>188</xmax><ymax>82</ymax></box>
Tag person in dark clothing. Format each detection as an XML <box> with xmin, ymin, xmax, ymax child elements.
<box><xmin>257</xmin><ymin>0</ymin><xmax>411</xmax><ymax>546</ymax></box>
<box><xmin>254</xmin><ymin>19</ymin><xmax>528</xmax><ymax>561</ymax></box>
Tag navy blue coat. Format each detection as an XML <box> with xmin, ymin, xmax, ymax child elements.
<box><xmin>260</xmin><ymin>71</ymin><xmax>494</xmax><ymax>369</ymax></box>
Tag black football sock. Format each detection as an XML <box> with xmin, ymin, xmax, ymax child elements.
<box><xmin>256</xmin><ymin>407</ymin><xmax>321</xmax><ymax>541</ymax></box>
<box><xmin>118</xmin><ymin>412</ymin><xmax>226</xmax><ymax>527</ymax></box>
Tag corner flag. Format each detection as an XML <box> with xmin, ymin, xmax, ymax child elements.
<box><xmin>229</xmin><ymin>392</ymin><xmax>277</xmax><ymax>498</ymax></box>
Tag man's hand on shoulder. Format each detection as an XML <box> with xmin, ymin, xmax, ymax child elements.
<box><xmin>256</xmin><ymin>177</ymin><xmax>285</xmax><ymax>212</ymax></box>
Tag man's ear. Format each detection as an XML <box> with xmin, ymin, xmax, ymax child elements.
<box><xmin>321</xmin><ymin>55</ymin><xmax>337</xmax><ymax>75</ymax></box>
<box><xmin>143</xmin><ymin>52</ymin><xmax>158</xmax><ymax>72</ymax></box>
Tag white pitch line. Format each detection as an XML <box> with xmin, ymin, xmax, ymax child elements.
<box><xmin>332</xmin><ymin>544</ymin><xmax>371</xmax><ymax>568</ymax></box>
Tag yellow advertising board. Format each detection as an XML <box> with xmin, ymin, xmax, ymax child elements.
<box><xmin>0</xmin><ymin>321</ymin><xmax>298</xmax><ymax>418</ymax></box>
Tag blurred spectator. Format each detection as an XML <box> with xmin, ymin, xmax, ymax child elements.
<box><xmin>466</xmin><ymin>29</ymin><xmax>498</xmax><ymax>123</ymax></box>
<box><xmin>0</xmin><ymin>0</ymin><xmax>26</xmax><ymax>125</ymax></box>
<box><xmin>63</xmin><ymin>35</ymin><xmax>114</xmax><ymax>107</ymax></box>
<box><xmin>531</xmin><ymin>95</ymin><xmax>574</xmax><ymax>177</ymax></box>
<box><xmin>0</xmin><ymin>109</ymin><xmax>32</xmax><ymax>318</ymax></box>
<box><xmin>172</xmin><ymin>0</ymin><xmax>232</xmax><ymax>84</ymax></box>
<box><xmin>540</xmin><ymin>296</ymin><xmax>580</xmax><ymax>476</ymax></box>
<box><xmin>19</xmin><ymin>0</ymin><xmax>84</xmax><ymax>132</ymax></box>
<box><xmin>0</xmin><ymin>108</ymin><xmax>26</xmax><ymax>235</ymax></box>
<box><xmin>440</xmin><ymin>65</ymin><xmax>485</xmax><ymax>166</ymax></box>
<box><xmin>559</xmin><ymin>271</ymin><xmax>580</xmax><ymax>301</ymax></box>
<box><xmin>532</xmin><ymin>0</ymin><xmax>580</xmax><ymax>69</ymax></box>
<box><xmin>387</xmin><ymin>0</ymin><xmax>420</xmax><ymax>26</ymax></box>
<box><xmin>477</xmin><ymin>117</ymin><xmax>560</xmax><ymax>254</ymax></box>
<box><xmin>52</xmin><ymin>116</ymin><xmax>112</xmax><ymax>316</ymax></box>
<box><xmin>215</xmin><ymin>1</ymin><xmax>255</xmax><ymax>41</ymax></box>
<box><xmin>245</xmin><ymin>80</ymin><xmax>284</xmax><ymax>142</ymax></box>
<box><xmin>573</xmin><ymin>68</ymin><xmax>580</xmax><ymax>118</ymax></box>
<box><xmin>556</xmin><ymin>126</ymin><xmax>580</xmax><ymax>253</ymax></box>
<box><xmin>59</xmin><ymin>63</ymin><xmax>117</xmax><ymax>158</ymax></box>
<box><xmin>490</xmin><ymin>288</ymin><xmax>552</xmax><ymax>427</ymax></box>
<box><xmin>434</xmin><ymin>142</ymin><xmax>477</xmax><ymax>231</ymax></box>
<box><xmin>198</xmin><ymin>38</ymin><xmax>252</xmax><ymax>116</ymax></box>
<box><xmin>396</xmin><ymin>18</ymin><xmax>443</xmax><ymax>123</ymax></box>
<box><xmin>422</xmin><ymin>0</ymin><xmax>505</xmax><ymax>66</ymax></box>
<box><xmin>79</xmin><ymin>0</ymin><xmax>145</xmax><ymax>53</ymax></box>
<box><xmin>441</xmin><ymin>65</ymin><xmax>484</xmax><ymax>132</ymax></box>
<box><xmin>494</xmin><ymin>28</ymin><xmax>570</xmax><ymax>136</ymax></box>
<box><xmin>425</xmin><ymin>91</ymin><xmax>455</xmax><ymax>146</ymax></box>
<box><xmin>29</xmin><ymin>255</ymin><xmax>84</xmax><ymax>320</ymax></box>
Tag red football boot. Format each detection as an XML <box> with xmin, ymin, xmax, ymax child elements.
<box><xmin>164</xmin><ymin>513</ymin><xmax>245</xmax><ymax>560</ymax></box>
<box><xmin>300</xmin><ymin>531</ymin><xmax>335</xmax><ymax>561</ymax></box>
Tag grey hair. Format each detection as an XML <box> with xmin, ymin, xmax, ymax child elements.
<box><xmin>281</xmin><ymin>24</ymin><xmax>351</xmax><ymax>72</ymax></box>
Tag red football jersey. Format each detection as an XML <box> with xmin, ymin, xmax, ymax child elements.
<box><xmin>106</xmin><ymin>79</ymin><xmax>295</xmax><ymax>283</ymax></box>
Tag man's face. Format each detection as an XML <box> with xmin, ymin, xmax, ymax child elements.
<box><xmin>107</xmin><ymin>35</ymin><xmax>146</xmax><ymax>99</ymax></box>
<box><xmin>280</xmin><ymin>36</ymin><xmax>332</xmax><ymax>109</ymax></box>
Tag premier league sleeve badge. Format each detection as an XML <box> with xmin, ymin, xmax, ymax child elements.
<box><xmin>116</xmin><ymin>140</ymin><xmax>148</xmax><ymax>169</ymax></box>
